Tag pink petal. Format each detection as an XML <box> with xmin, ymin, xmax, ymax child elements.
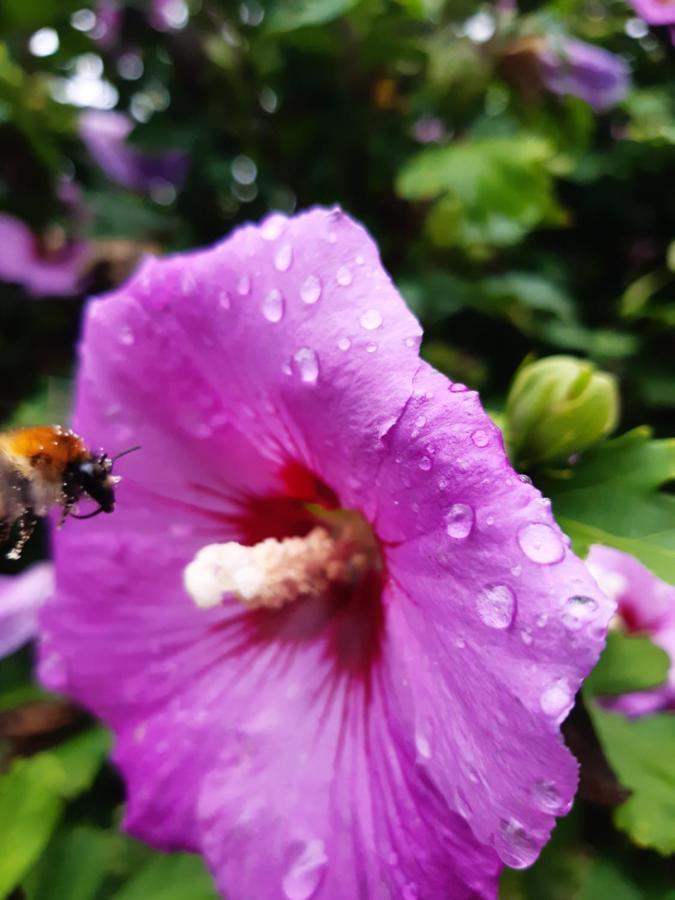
<box><xmin>587</xmin><ymin>544</ymin><xmax>675</xmax><ymax>715</ymax></box>
<box><xmin>375</xmin><ymin>364</ymin><xmax>614</xmax><ymax>865</ymax></box>
<box><xmin>0</xmin><ymin>563</ymin><xmax>54</xmax><ymax>657</ymax></box>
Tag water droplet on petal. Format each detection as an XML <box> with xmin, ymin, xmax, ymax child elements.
<box><xmin>415</xmin><ymin>730</ymin><xmax>431</xmax><ymax>760</ymax></box>
<box><xmin>445</xmin><ymin>503</ymin><xmax>474</xmax><ymax>539</ymax></box>
<box><xmin>218</xmin><ymin>290</ymin><xmax>231</xmax><ymax>310</ymax></box>
<box><xmin>415</xmin><ymin>415</ymin><xmax>426</xmax><ymax>429</ymax></box>
<box><xmin>180</xmin><ymin>271</ymin><xmax>194</xmax><ymax>295</ymax></box>
<box><xmin>337</xmin><ymin>337</ymin><xmax>351</xmax><ymax>351</ymax></box>
<box><xmin>449</xmin><ymin>382</ymin><xmax>467</xmax><ymax>392</ymax></box>
<box><xmin>518</xmin><ymin>523</ymin><xmax>564</xmax><ymax>564</ymax></box>
<box><xmin>520</xmin><ymin>628</ymin><xmax>533</xmax><ymax>645</ymax></box>
<box><xmin>499</xmin><ymin>819</ymin><xmax>539</xmax><ymax>868</ymax></box>
<box><xmin>236</xmin><ymin>275</ymin><xmax>251</xmax><ymax>295</ymax></box>
<box><xmin>261</xmin><ymin>214</ymin><xmax>286</xmax><ymax>240</ymax></box>
<box><xmin>477</xmin><ymin>584</ymin><xmax>515</xmax><ymax>629</ymax></box>
<box><xmin>455</xmin><ymin>636</ymin><xmax>466</xmax><ymax>649</ymax></box>
<box><xmin>366</xmin><ymin>341</ymin><xmax>378</xmax><ymax>353</ymax></box>
<box><xmin>292</xmin><ymin>347</ymin><xmax>319</xmax><ymax>384</ymax></box>
<box><xmin>533</xmin><ymin>779</ymin><xmax>563</xmax><ymax>813</ymax></box>
<box><xmin>282</xmin><ymin>840</ymin><xmax>327</xmax><ymax>900</ymax></box>
<box><xmin>472</xmin><ymin>429</ymin><xmax>489</xmax><ymax>447</ymax></box>
<box><xmin>405</xmin><ymin>336</ymin><xmax>417</xmax><ymax>348</ymax></box>
<box><xmin>540</xmin><ymin>678</ymin><xmax>573</xmax><ymax>720</ymax></box>
<box><xmin>561</xmin><ymin>595</ymin><xmax>599</xmax><ymax>630</ymax></box>
<box><xmin>300</xmin><ymin>274</ymin><xmax>322</xmax><ymax>304</ymax></box>
<box><xmin>336</xmin><ymin>265</ymin><xmax>352</xmax><ymax>286</ymax></box>
<box><xmin>418</xmin><ymin>456</ymin><xmax>432</xmax><ymax>471</ymax></box>
<box><xmin>274</xmin><ymin>242</ymin><xmax>293</xmax><ymax>271</ymax></box>
<box><xmin>262</xmin><ymin>289</ymin><xmax>285</xmax><ymax>322</ymax></box>
<box><xmin>360</xmin><ymin>308</ymin><xmax>382</xmax><ymax>330</ymax></box>
<box><xmin>119</xmin><ymin>326</ymin><xmax>134</xmax><ymax>345</ymax></box>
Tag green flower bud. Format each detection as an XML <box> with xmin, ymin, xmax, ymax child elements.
<box><xmin>506</xmin><ymin>355</ymin><xmax>619</xmax><ymax>466</ymax></box>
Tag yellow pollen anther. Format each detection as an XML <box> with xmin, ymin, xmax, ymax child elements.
<box><xmin>183</xmin><ymin>526</ymin><xmax>371</xmax><ymax>611</ymax></box>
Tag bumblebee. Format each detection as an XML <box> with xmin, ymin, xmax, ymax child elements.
<box><xmin>0</xmin><ymin>425</ymin><xmax>137</xmax><ymax>559</ymax></box>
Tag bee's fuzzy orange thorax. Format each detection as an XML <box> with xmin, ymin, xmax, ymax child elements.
<box><xmin>0</xmin><ymin>426</ymin><xmax>89</xmax><ymax>484</ymax></box>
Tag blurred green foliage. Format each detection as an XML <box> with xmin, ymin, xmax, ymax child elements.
<box><xmin>0</xmin><ymin>0</ymin><xmax>673</xmax><ymax>897</ymax></box>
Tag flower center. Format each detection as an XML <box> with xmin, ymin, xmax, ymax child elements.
<box><xmin>184</xmin><ymin>510</ymin><xmax>382</xmax><ymax>612</ymax></box>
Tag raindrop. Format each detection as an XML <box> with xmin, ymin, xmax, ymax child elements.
<box><xmin>292</xmin><ymin>348</ymin><xmax>319</xmax><ymax>384</ymax></box>
<box><xmin>119</xmin><ymin>326</ymin><xmax>134</xmax><ymax>345</ymax></box>
<box><xmin>438</xmin><ymin>478</ymin><xmax>448</xmax><ymax>491</ymax></box>
<box><xmin>540</xmin><ymin>678</ymin><xmax>573</xmax><ymax>719</ymax></box>
<box><xmin>472</xmin><ymin>430</ymin><xmax>489</xmax><ymax>447</ymax></box>
<box><xmin>476</xmin><ymin>584</ymin><xmax>515</xmax><ymax>629</ymax></box>
<box><xmin>359</xmin><ymin>308</ymin><xmax>382</xmax><ymax>330</ymax></box>
<box><xmin>419</xmin><ymin>456</ymin><xmax>432</xmax><ymax>471</ymax></box>
<box><xmin>180</xmin><ymin>271</ymin><xmax>194</xmax><ymax>295</ymax></box>
<box><xmin>536</xmin><ymin>613</ymin><xmax>548</xmax><ymax>628</ymax></box>
<box><xmin>415</xmin><ymin>415</ymin><xmax>427</xmax><ymax>429</ymax></box>
<box><xmin>518</xmin><ymin>474</ymin><xmax>533</xmax><ymax>485</ymax></box>
<box><xmin>300</xmin><ymin>275</ymin><xmax>322</xmax><ymax>304</ymax></box>
<box><xmin>520</xmin><ymin>628</ymin><xmax>533</xmax><ymax>645</ymax></box>
<box><xmin>405</xmin><ymin>336</ymin><xmax>417</xmax><ymax>348</ymax></box>
<box><xmin>236</xmin><ymin>275</ymin><xmax>251</xmax><ymax>295</ymax></box>
<box><xmin>499</xmin><ymin>819</ymin><xmax>539</xmax><ymax>868</ymax></box>
<box><xmin>445</xmin><ymin>503</ymin><xmax>474</xmax><ymax>539</ymax></box>
<box><xmin>262</xmin><ymin>289</ymin><xmax>284</xmax><ymax>322</ymax></box>
<box><xmin>455</xmin><ymin>636</ymin><xmax>466</xmax><ymax>649</ymax></box>
<box><xmin>415</xmin><ymin>730</ymin><xmax>431</xmax><ymax>760</ymax></box>
<box><xmin>218</xmin><ymin>290</ymin><xmax>231</xmax><ymax>310</ymax></box>
<box><xmin>561</xmin><ymin>595</ymin><xmax>599</xmax><ymax>631</ymax></box>
<box><xmin>449</xmin><ymin>383</ymin><xmax>467</xmax><ymax>392</ymax></box>
<box><xmin>282</xmin><ymin>839</ymin><xmax>327</xmax><ymax>900</ymax></box>
<box><xmin>261</xmin><ymin>214</ymin><xmax>286</xmax><ymax>240</ymax></box>
<box><xmin>274</xmin><ymin>243</ymin><xmax>293</xmax><ymax>272</ymax></box>
<box><xmin>511</xmin><ymin>564</ymin><xmax>522</xmax><ymax>577</ymax></box>
<box><xmin>336</xmin><ymin>265</ymin><xmax>352</xmax><ymax>286</ymax></box>
<box><xmin>517</xmin><ymin>523</ymin><xmax>564</xmax><ymax>564</ymax></box>
<box><xmin>337</xmin><ymin>337</ymin><xmax>351</xmax><ymax>351</ymax></box>
<box><xmin>533</xmin><ymin>779</ymin><xmax>563</xmax><ymax>813</ymax></box>
<box><xmin>366</xmin><ymin>342</ymin><xmax>378</xmax><ymax>353</ymax></box>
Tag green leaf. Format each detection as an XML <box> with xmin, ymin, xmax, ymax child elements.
<box><xmin>541</xmin><ymin>428</ymin><xmax>675</xmax><ymax>583</ymax></box>
<box><xmin>23</xmin><ymin>826</ymin><xmax>112</xmax><ymax>900</ymax></box>
<box><xmin>264</xmin><ymin>0</ymin><xmax>359</xmax><ymax>33</ymax></box>
<box><xmin>588</xmin><ymin>705</ymin><xmax>675</xmax><ymax>855</ymax></box>
<box><xmin>584</xmin><ymin>632</ymin><xmax>670</xmax><ymax>697</ymax></box>
<box><xmin>396</xmin><ymin>136</ymin><xmax>566</xmax><ymax>254</ymax></box>
<box><xmin>0</xmin><ymin>755</ymin><xmax>65</xmax><ymax>898</ymax></box>
<box><xmin>50</xmin><ymin>728</ymin><xmax>110</xmax><ymax>799</ymax></box>
<box><xmin>113</xmin><ymin>853</ymin><xmax>218</xmax><ymax>900</ymax></box>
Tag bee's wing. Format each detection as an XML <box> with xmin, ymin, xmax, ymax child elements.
<box><xmin>0</xmin><ymin>450</ymin><xmax>30</xmax><ymax>525</ymax></box>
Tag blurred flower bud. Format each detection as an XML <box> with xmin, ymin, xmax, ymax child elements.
<box><xmin>506</xmin><ymin>355</ymin><xmax>619</xmax><ymax>466</ymax></box>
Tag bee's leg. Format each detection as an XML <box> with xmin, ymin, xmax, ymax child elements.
<box><xmin>6</xmin><ymin>511</ymin><xmax>37</xmax><ymax>561</ymax></box>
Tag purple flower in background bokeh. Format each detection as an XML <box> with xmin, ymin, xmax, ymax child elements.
<box><xmin>0</xmin><ymin>214</ymin><xmax>89</xmax><ymax>297</ymax></box>
<box><xmin>587</xmin><ymin>545</ymin><xmax>675</xmax><ymax>716</ymax></box>
<box><xmin>79</xmin><ymin>111</ymin><xmax>188</xmax><ymax>195</ymax></box>
<box><xmin>413</xmin><ymin>116</ymin><xmax>447</xmax><ymax>144</ymax></box>
<box><xmin>0</xmin><ymin>563</ymin><xmax>54</xmax><ymax>659</ymax></box>
<box><xmin>39</xmin><ymin>208</ymin><xmax>613</xmax><ymax>898</ymax></box>
<box><xmin>538</xmin><ymin>38</ymin><xmax>630</xmax><ymax>111</ymax></box>
<box><xmin>92</xmin><ymin>0</ymin><xmax>123</xmax><ymax>49</ymax></box>
<box><xmin>150</xmin><ymin>0</ymin><xmax>189</xmax><ymax>31</ymax></box>
<box><xmin>628</xmin><ymin>0</ymin><xmax>675</xmax><ymax>25</ymax></box>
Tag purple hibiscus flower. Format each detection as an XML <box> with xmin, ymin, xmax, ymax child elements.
<box><xmin>38</xmin><ymin>208</ymin><xmax>614</xmax><ymax>898</ymax></box>
<box><xmin>0</xmin><ymin>563</ymin><xmax>54</xmax><ymax>659</ymax></box>
<box><xmin>0</xmin><ymin>214</ymin><xmax>89</xmax><ymax>297</ymax></box>
<box><xmin>587</xmin><ymin>545</ymin><xmax>675</xmax><ymax>716</ymax></box>
<box><xmin>537</xmin><ymin>38</ymin><xmax>630</xmax><ymax>112</ymax></box>
<box><xmin>79</xmin><ymin>111</ymin><xmax>189</xmax><ymax>195</ymax></box>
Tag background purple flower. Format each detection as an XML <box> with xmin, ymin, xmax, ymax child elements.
<box><xmin>0</xmin><ymin>214</ymin><xmax>89</xmax><ymax>297</ymax></box>
<box><xmin>628</xmin><ymin>0</ymin><xmax>675</xmax><ymax>25</ymax></box>
<box><xmin>538</xmin><ymin>38</ymin><xmax>630</xmax><ymax>111</ymax></box>
<box><xmin>587</xmin><ymin>545</ymin><xmax>675</xmax><ymax>715</ymax></box>
<box><xmin>0</xmin><ymin>563</ymin><xmax>54</xmax><ymax>659</ymax></box>
<box><xmin>79</xmin><ymin>111</ymin><xmax>189</xmax><ymax>194</ymax></box>
<box><xmin>39</xmin><ymin>208</ymin><xmax>613</xmax><ymax>898</ymax></box>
